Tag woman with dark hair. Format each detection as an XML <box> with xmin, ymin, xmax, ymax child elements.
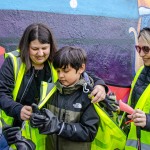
<box><xmin>0</xmin><ymin>23</ymin><xmax>107</xmax><ymax>149</ymax></box>
<box><xmin>19</xmin><ymin>23</ymin><xmax>56</xmax><ymax>71</ymax></box>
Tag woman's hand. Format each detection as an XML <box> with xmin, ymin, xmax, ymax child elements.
<box><xmin>89</xmin><ymin>85</ymin><xmax>106</xmax><ymax>103</ymax></box>
<box><xmin>20</xmin><ymin>105</ymin><xmax>32</xmax><ymax>120</ymax></box>
<box><xmin>127</xmin><ymin>109</ymin><xmax>146</xmax><ymax>128</ymax></box>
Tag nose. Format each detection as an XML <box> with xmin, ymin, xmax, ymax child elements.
<box><xmin>37</xmin><ymin>49</ymin><xmax>44</xmax><ymax>56</ymax></box>
<box><xmin>139</xmin><ymin>49</ymin><xmax>146</xmax><ymax>57</ymax></box>
<box><xmin>58</xmin><ymin>71</ymin><xmax>64</xmax><ymax>78</ymax></box>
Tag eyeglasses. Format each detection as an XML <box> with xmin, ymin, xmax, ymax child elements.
<box><xmin>135</xmin><ymin>45</ymin><xmax>150</xmax><ymax>54</ymax></box>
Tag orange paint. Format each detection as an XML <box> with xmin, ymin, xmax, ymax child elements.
<box><xmin>108</xmin><ymin>85</ymin><xmax>130</xmax><ymax>101</ymax></box>
<box><xmin>125</xmin><ymin>120</ymin><xmax>133</xmax><ymax>124</ymax></box>
<box><xmin>0</xmin><ymin>46</ymin><xmax>5</xmax><ymax>55</ymax></box>
<box><xmin>138</xmin><ymin>0</ymin><xmax>150</xmax><ymax>8</ymax></box>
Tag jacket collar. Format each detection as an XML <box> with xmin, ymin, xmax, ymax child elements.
<box><xmin>55</xmin><ymin>75</ymin><xmax>94</xmax><ymax>95</ymax></box>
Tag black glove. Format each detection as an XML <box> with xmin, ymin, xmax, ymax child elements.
<box><xmin>3</xmin><ymin>126</ymin><xmax>20</xmax><ymax>145</ymax></box>
<box><xmin>1</xmin><ymin>117</ymin><xmax>35</xmax><ymax>150</ymax></box>
<box><xmin>30</xmin><ymin>103</ymin><xmax>48</xmax><ymax>128</ymax></box>
<box><xmin>1</xmin><ymin>117</ymin><xmax>20</xmax><ymax>145</ymax></box>
<box><xmin>39</xmin><ymin>108</ymin><xmax>62</xmax><ymax>134</ymax></box>
<box><xmin>31</xmin><ymin>108</ymin><xmax>62</xmax><ymax>135</ymax></box>
<box><xmin>100</xmin><ymin>95</ymin><xmax>119</xmax><ymax>112</ymax></box>
<box><xmin>15</xmin><ymin>131</ymin><xmax>36</xmax><ymax>150</ymax></box>
<box><xmin>32</xmin><ymin>103</ymin><xmax>41</xmax><ymax>115</ymax></box>
<box><xmin>30</xmin><ymin>112</ymin><xmax>48</xmax><ymax>128</ymax></box>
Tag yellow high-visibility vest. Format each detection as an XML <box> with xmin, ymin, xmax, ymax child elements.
<box><xmin>122</xmin><ymin>66</ymin><xmax>150</xmax><ymax>150</ymax></box>
<box><xmin>91</xmin><ymin>104</ymin><xmax>126</xmax><ymax>150</ymax></box>
<box><xmin>0</xmin><ymin>50</ymin><xmax>58</xmax><ymax>150</ymax></box>
<box><xmin>2</xmin><ymin>50</ymin><xmax>126</xmax><ymax>149</ymax></box>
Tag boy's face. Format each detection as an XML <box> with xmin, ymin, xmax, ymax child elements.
<box><xmin>56</xmin><ymin>64</ymin><xmax>85</xmax><ymax>86</ymax></box>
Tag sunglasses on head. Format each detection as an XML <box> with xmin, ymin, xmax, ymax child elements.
<box><xmin>135</xmin><ymin>45</ymin><xmax>150</xmax><ymax>54</ymax></box>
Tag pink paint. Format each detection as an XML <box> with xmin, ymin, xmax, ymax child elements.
<box><xmin>119</xmin><ymin>100</ymin><xmax>134</xmax><ymax>114</ymax></box>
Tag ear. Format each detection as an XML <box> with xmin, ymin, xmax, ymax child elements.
<box><xmin>79</xmin><ymin>64</ymin><xmax>85</xmax><ymax>74</ymax></box>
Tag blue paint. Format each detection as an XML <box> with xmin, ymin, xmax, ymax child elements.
<box><xmin>0</xmin><ymin>0</ymin><xmax>138</xmax><ymax>19</ymax></box>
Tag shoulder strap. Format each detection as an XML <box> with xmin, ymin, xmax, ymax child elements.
<box><xmin>119</xmin><ymin>66</ymin><xmax>144</xmax><ymax>127</ymax></box>
<box><xmin>135</xmin><ymin>84</ymin><xmax>150</xmax><ymax>110</ymax></box>
<box><xmin>127</xmin><ymin>66</ymin><xmax>144</xmax><ymax>105</ymax></box>
<box><xmin>5</xmin><ymin>50</ymin><xmax>26</xmax><ymax>100</ymax></box>
<box><xmin>38</xmin><ymin>62</ymin><xmax>58</xmax><ymax>109</ymax></box>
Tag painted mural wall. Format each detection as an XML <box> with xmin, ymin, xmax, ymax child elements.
<box><xmin>0</xmin><ymin>0</ymin><xmax>144</xmax><ymax>91</ymax></box>
<box><xmin>134</xmin><ymin>0</ymin><xmax>150</xmax><ymax>71</ymax></box>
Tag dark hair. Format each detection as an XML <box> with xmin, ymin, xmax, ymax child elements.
<box><xmin>53</xmin><ymin>46</ymin><xmax>87</xmax><ymax>72</ymax></box>
<box><xmin>19</xmin><ymin>23</ymin><xmax>57</xmax><ymax>70</ymax></box>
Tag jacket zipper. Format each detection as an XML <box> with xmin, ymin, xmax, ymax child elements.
<box><xmin>20</xmin><ymin>68</ymin><xmax>35</xmax><ymax>103</ymax></box>
<box><xmin>56</xmin><ymin>95</ymin><xmax>65</xmax><ymax>150</ymax></box>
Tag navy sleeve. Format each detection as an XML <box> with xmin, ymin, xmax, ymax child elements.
<box><xmin>0</xmin><ymin>57</ymin><xmax>23</xmax><ymax>119</ymax></box>
<box><xmin>86</xmin><ymin>71</ymin><xmax>108</xmax><ymax>93</ymax></box>
<box><xmin>142</xmin><ymin>114</ymin><xmax>150</xmax><ymax>131</ymax></box>
<box><xmin>59</xmin><ymin>104</ymin><xmax>99</xmax><ymax>142</ymax></box>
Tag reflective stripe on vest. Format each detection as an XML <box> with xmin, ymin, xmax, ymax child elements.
<box><xmin>38</xmin><ymin>82</ymin><xmax>57</xmax><ymax>109</ymax></box>
<box><xmin>125</xmin><ymin>83</ymin><xmax>150</xmax><ymax>150</ymax></box>
<box><xmin>21</xmin><ymin>82</ymin><xmax>57</xmax><ymax>150</ymax></box>
<box><xmin>91</xmin><ymin>104</ymin><xmax>126</xmax><ymax>150</ymax></box>
<box><xmin>21</xmin><ymin>65</ymin><xmax>57</xmax><ymax>150</ymax></box>
<box><xmin>1</xmin><ymin>50</ymin><xmax>25</xmax><ymax>126</ymax></box>
<box><xmin>119</xmin><ymin>66</ymin><xmax>144</xmax><ymax>127</ymax></box>
<box><xmin>126</xmin><ymin>139</ymin><xmax>150</xmax><ymax>150</ymax></box>
<box><xmin>4</xmin><ymin>50</ymin><xmax>26</xmax><ymax>100</ymax></box>
<box><xmin>4</xmin><ymin>50</ymin><xmax>20</xmax><ymax>81</ymax></box>
<box><xmin>121</xmin><ymin>66</ymin><xmax>150</xmax><ymax>150</ymax></box>
<box><xmin>38</xmin><ymin>62</ymin><xmax>58</xmax><ymax>109</ymax></box>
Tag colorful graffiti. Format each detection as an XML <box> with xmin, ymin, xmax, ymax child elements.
<box><xmin>0</xmin><ymin>0</ymin><xmax>141</xmax><ymax>102</ymax></box>
<box><xmin>0</xmin><ymin>46</ymin><xmax>5</xmax><ymax>67</ymax></box>
<box><xmin>138</xmin><ymin>0</ymin><xmax>150</xmax><ymax>14</ymax></box>
<box><xmin>132</xmin><ymin>1</ymin><xmax>150</xmax><ymax>73</ymax></box>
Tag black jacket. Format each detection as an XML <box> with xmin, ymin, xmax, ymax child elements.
<box><xmin>45</xmin><ymin>79</ymin><xmax>99</xmax><ymax>150</ymax></box>
<box><xmin>0</xmin><ymin>57</ymin><xmax>52</xmax><ymax>126</ymax></box>
<box><xmin>0</xmin><ymin>56</ymin><xmax>107</xmax><ymax>127</ymax></box>
<box><xmin>131</xmin><ymin>66</ymin><xmax>150</xmax><ymax>131</ymax></box>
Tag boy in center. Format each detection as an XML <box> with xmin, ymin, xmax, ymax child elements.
<box><xmin>30</xmin><ymin>46</ymin><xmax>100</xmax><ymax>150</ymax></box>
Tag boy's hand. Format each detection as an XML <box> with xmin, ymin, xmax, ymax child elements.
<box><xmin>89</xmin><ymin>85</ymin><xmax>106</xmax><ymax>103</ymax></box>
<box><xmin>38</xmin><ymin>108</ymin><xmax>61</xmax><ymax>134</ymax></box>
<box><xmin>30</xmin><ymin>103</ymin><xmax>48</xmax><ymax>128</ymax></box>
<box><xmin>30</xmin><ymin>108</ymin><xmax>61</xmax><ymax>135</ymax></box>
<box><xmin>30</xmin><ymin>113</ymin><xmax>47</xmax><ymax>128</ymax></box>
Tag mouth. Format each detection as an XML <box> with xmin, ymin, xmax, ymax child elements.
<box><xmin>59</xmin><ymin>80</ymin><xmax>66</xmax><ymax>84</ymax></box>
<box><xmin>143</xmin><ymin>58</ymin><xmax>149</xmax><ymax>61</ymax></box>
<box><xmin>36</xmin><ymin>57</ymin><xmax>44</xmax><ymax>60</ymax></box>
